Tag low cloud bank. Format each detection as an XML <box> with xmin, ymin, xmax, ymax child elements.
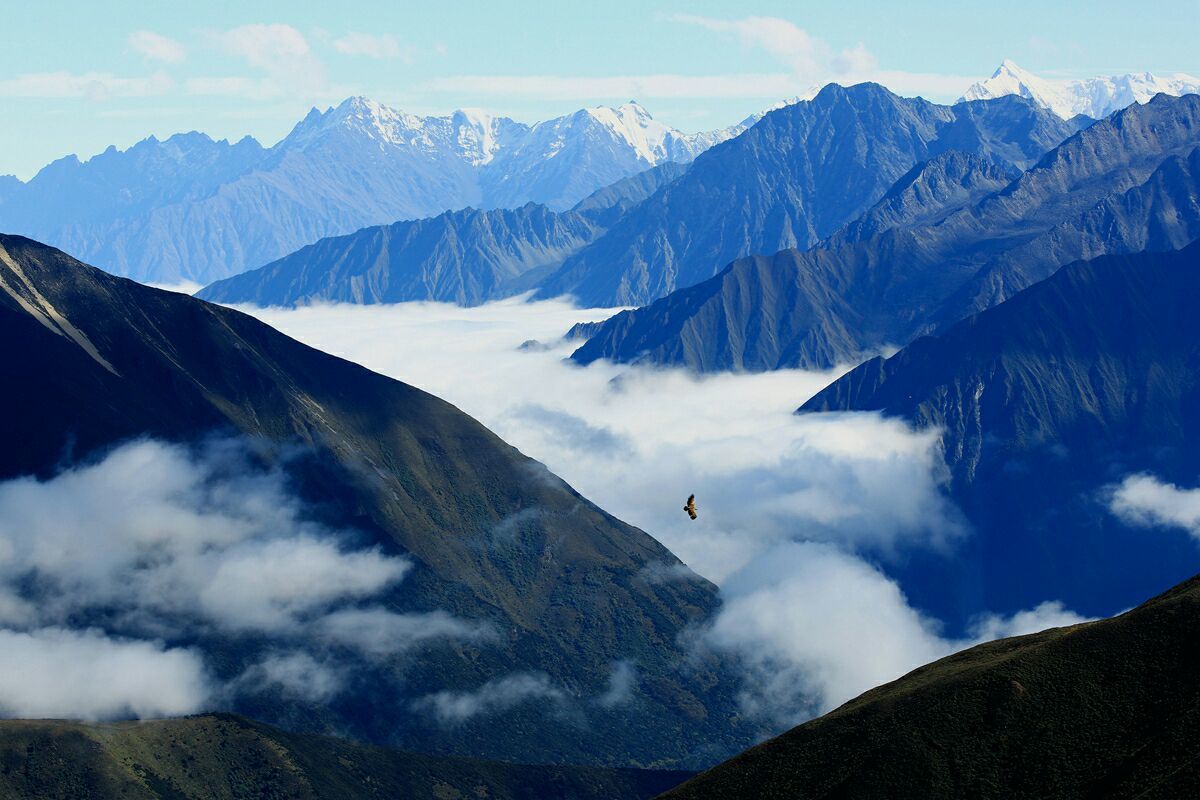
<box><xmin>0</xmin><ymin>627</ymin><xmax>210</xmax><ymax>720</ymax></box>
<box><xmin>248</xmin><ymin>297</ymin><xmax>1090</xmax><ymax>727</ymax></box>
<box><xmin>0</xmin><ymin>438</ymin><xmax>483</xmax><ymax>720</ymax></box>
<box><xmin>700</xmin><ymin>541</ymin><xmax>1092</xmax><ymax>727</ymax></box>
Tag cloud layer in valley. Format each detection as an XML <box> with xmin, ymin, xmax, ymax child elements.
<box><xmin>246</xmin><ymin>296</ymin><xmax>1090</xmax><ymax>723</ymax></box>
<box><xmin>0</xmin><ymin>437</ymin><xmax>483</xmax><ymax>720</ymax></box>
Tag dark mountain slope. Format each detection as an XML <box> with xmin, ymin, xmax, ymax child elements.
<box><xmin>198</xmin><ymin>204</ymin><xmax>600</xmax><ymax>307</ymax></box>
<box><xmin>197</xmin><ymin>161</ymin><xmax>686</xmax><ymax>308</ymax></box>
<box><xmin>0</xmin><ymin>234</ymin><xmax>748</xmax><ymax>766</ymax></box>
<box><xmin>663</xmin><ymin>572</ymin><xmax>1200</xmax><ymax>800</ymax></box>
<box><xmin>0</xmin><ymin>715</ymin><xmax>690</xmax><ymax>799</ymax></box>
<box><xmin>574</xmin><ymin>93</ymin><xmax>1200</xmax><ymax>372</ymax></box>
<box><xmin>801</xmin><ymin>242</ymin><xmax>1200</xmax><ymax>623</ymax></box>
<box><xmin>834</xmin><ymin>151</ymin><xmax>1019</xmax><ymax>243</ymax></box>
<box><xmin>537</xmin><ymin>85</ymin><xmax>1076</xmax><ymax>307</ymax></box>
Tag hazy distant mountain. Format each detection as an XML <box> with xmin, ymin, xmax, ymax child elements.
<box><xmin>199</xmin><ymin>204</ymin><xmax>602</xmax><ymax>307</ymax></box>
<box><xmin>666</xmin><ymin>570</ymin><xmax>1200</xmax><ymax>799</ymax></box>
<box><xmin>0</xmin><ymin>715</ymin><xmax>690</xmax><ymax>800</ymax></box>
<box><xmin>198</xmin><ymin>163</ymin><xmax>687</xmax><ymax>308</ymax></box>
<box><xmin>535</xmin><ymin>84</ymin><xmax>1078</xmax><ymax>308</ymax></box>
<box><xmin>801</xmin><ymin>242</ymin><xmax>1200</xmax><ymax>622</ymax></box>
<box><xmin>0</xmin><ymin>99</ymin><xmax>745</xmax><ymax>285</ymax></box>
<box><xmin>571</xmin><ymin>93</ymin><xmax>1200</xmax><ymax>372</ymax></box>
<box><xmin>0</xmin><ymin>234</ymin><xmax>750</xmax><ymax>766</ymax></box>
<box><xmin>962</xmin><ymin>59</ymin><xmax>1200</xmax><ymax>119</ymax></box>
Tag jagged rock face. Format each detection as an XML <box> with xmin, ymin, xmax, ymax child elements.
<box><xmin>0</xmin><ymin>99</ymin><xmax>741</xmax><ymax>285</ymax></box>
<box><xmin>572</xmin><ymin>94</ymin><xmax>1200</xmax><ymax>373</ymax></box>
<box><xmin>198</xmin><ymin>163</ymin><xmax>688</xmax><ymax>308</ymax></box>
<box><xmin>536</xmin><ymin>84</ymin><xmax>1078</xmax><ymax>308</ymax></box>
<box><xmin>0</xmin><ymin>234</ymin><xmax>751</xmax><ymax>767</ymax></box>
<box><xmin>800</xmin><ymin>242</ymin><xmax>1200</xmax><ymax>625</ymax></box>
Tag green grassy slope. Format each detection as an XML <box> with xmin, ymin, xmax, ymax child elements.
<box><xmin>0</xmin><ymin>714</ymin><xmax>691</xmax><ymax>799</ymax></box>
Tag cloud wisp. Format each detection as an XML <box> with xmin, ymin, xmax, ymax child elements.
<box><xmin>1109</xmin><ymin>474</ymin><xmax>1200</xmax><ymax>538</ymax></box>
<box><xmin>428</xmin><ymin>14</ymin><xmax>976</xmax><ymax>105</ymax></box>
<box><xmin>129</xmin><ymin>30</ymin><xmax>187</xmax><ymax>64</ymax></box>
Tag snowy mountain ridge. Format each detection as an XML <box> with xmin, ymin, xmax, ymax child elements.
<box><xmin>961</xmin><ymin>60</ymin><xmax>1200</xmax><ymax>119</ymax></box>
<box><xmin>0</xmin><ymin>96</ymin><xmax>752</xmax><ymax>283</ymax></box>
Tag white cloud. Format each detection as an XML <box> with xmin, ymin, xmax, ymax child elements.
<box><xmin>129</xmin><ymin>30</ymin><xmax>186</xmax><ymax>64</ymax></box>
<box><xmin>596</xmin><ymin>660</ymin><xmax>638</xmax><ymax>708</ymax></box>
<box><xmin>204</xmin><ymin>23</ymin><xmax>331</xmax><ymax>99</ymax></box>
<box><xmin>0</xmin><ymin>628</ymin><xmax>209</xmax><ymax>720</ymax></box>
<box><xmin>0</xmin><ymin>438</ymin><xmax>411</xmax><ymax>634</ymax></box>
<box><xmin>1109</xmin><ymin>474</ymin><xmax>1200</xmax><ymax>537</ymax></box>
<box><xmin>0</xmin><ymin>436</ymin><xmax>490</xmax><ymax>718</ymax></box>
<box><xmin>193</xmin><ymin>538</ymin><xmax>409</xmax><ymax>632</ymax></box>
<box><xmin>317</xmin><ymin>607</ymin><xmax>494</xmax><ymax>659</ymax></box>
<box><xmin>673</xmin><ymin>15</ymin><xmax>838</xmax><ymax>81</ymax></box>
<box><xmin>700</xmin><ymin>541</ymin><xmax>1094</xmax><ymax>727</ymax></box>
<box><xmin>701</xmin><ymin>541</ymin><xmax>950</xmax><ymax>723</ymax></box>
<box><xmin>414</xmin><ymin>672</ymin><xmax>564</xmax><ymax>725</ymax></box>
<box><xmin>333</xmin><ymin>32</ymin><xmax>413</xmax><ymax>62</ymax></box>
<box><xmin>0</xmin><ymin>71</ymin><xmax>172</xmax><ymax>99</ymax></box>
<box><xmin>968</xmin><ymin>601</ymin><xmax>1091</xmax><ymax>641</ymax></box>
<box><xmin>671</xmin><ymin>14</ymin><xmax>975</xmax><ymax>101</ymax></box>
<box><xmin>232</xmin><ymin>652</ymin><xmax>344</xmax><ymax>703</ymax></box>
<box><xmin>218</xmin><ymin>23</ymin><xmax>311</xmax><ymax>68</ymax></box>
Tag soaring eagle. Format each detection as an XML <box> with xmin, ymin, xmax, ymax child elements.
<box><xmin>683</xmin><ymin>494</ymin><xmax>697</xmax><ymax>520</ymax></box>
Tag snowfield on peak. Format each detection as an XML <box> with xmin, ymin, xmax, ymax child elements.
<box><xmin>962</xmin><ymin>60</ymin><xmax>1200</xmax><ymax>119</ymax></box>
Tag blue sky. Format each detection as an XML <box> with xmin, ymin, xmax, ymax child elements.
<box><xmin>2</xmin><ymin>0</ymin><xmax>1198</xmax><ymax>178</ymax></box>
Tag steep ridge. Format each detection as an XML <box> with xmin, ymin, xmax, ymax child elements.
<box><xmin>198</xmin><ymin>162</ymin><xmax>687</xmax><ymax>307</ymax></box>
<box><xmin>0</xmin><ymin>234</ymin><xmax>750</xmax><ymax>767</ymax></box>
<box><xmin>198</xmin><ymin>204</ymin><xmax>600</xmax><ymax>307</ymax></box>
<box><xmin>0</xmin><ymin>99</ymin><xmax>740</xmax><ymax>285</ymax></box>
<box><xmin>664</xmin><ymin>572</ymin><xmax>1200</xmax><ymax>799</ymax></box>
<box><xmin>962</xmin><ymin>59</ymin><xmax>1200</xmax><ymax>119</ymax></box>
<box><xmin>801</xmin><ymin>242</ymin><xmax>1200</xmax><ymax>622</ymax></box>
<box><xmin>536</xmin><ymin>84</ymin><xmax>1077</xmax><ymax>307</ymax></box>
<box><xmin>0</xmin><ymin>715</ymin><xmax>691</xmax><ymax>799</ymax></box>
<box><xmin>833</xmin><ymin>151</ymin><xmax>1020</xmax><ymax>243</ymax></box>
<box><xmin>572</xmin><ymin>93</ymin><xmax>1200</xmax><ymax>372</ymax></box>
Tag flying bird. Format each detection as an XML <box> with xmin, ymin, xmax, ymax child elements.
<box><xmin>684</xmin><ymin>494</ymin><xmax>697</xmax><ymax>520</ymax></box>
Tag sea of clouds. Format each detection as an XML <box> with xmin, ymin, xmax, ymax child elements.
<box><xmin>246</xmin><ymin>296</ymin><xmax>1095</xmax><ymax>725</ymax></box>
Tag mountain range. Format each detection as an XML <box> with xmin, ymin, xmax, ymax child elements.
<box><xmin>571</xmin><ymin>92</ymin><xmax>1200</xmax><ymax>372</ymax></box>
<box><xmin>533</xmin><ymin>84</ymin><xmax>1080</xmax><ymax>308</ymax></box>
<box><xmin>962</xmin><ymin>59</ymin><xmax>1200</xmax><ymax>119</ymax></box>
<box><xmin>204</xmin><ymin>84</ymin><xmax>1081</xmax><ymax>311</ymax></box>
<box><xmin>0</xmin><ymin>233</ymin><xmax>751</xmax><ymax>767</ymax></box>
<box><xmin>197</xmin><ymin>163</ymin><xmax>686</xmax><ymax>307</ymax></box>
<box><xmin>667</xmin><ymin>571</ymin><xmax>1200</xmax><ymax>799</ymax></box>
<box><xmin>801</xmin><ymin>241</ymin><xmax>1200</xmax><ymax>624</ymax></box>
<box><xmin>0</xmin><ymin>99</ymin><xmax>750</xmax><ymax>285</ymax></box>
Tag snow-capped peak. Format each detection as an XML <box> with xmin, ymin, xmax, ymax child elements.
<box><xmin>961</xmin><ymin>61</ymin><xmax>1200</xmax><ymax>119</ymax></box>
<box><xmin>581</xmin><ymin>101</ymin><xmax>681</xmax><ymax>164</ymax></box>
